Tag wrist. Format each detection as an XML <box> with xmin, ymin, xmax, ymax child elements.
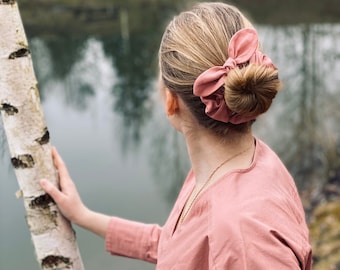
<box><xmin>74</xmin><ymin>209</ymin><xmax>111</xmax><ymax>239</ymax></box>
<box><xmin>73</xmin><ymin>206</ymin><xmax>92</xmax><ymax>227</ymax></box>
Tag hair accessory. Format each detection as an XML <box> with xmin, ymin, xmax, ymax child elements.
<box><xmin>193</xmin><ymin>28</ymin><xmax>277</xmax><ymax>124</ymax></box>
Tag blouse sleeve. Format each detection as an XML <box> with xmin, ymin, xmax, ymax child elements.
<box><xmin>105</xmin><ymin>217</ymin><xmax>162</xmax><ymax>264</ymax></box>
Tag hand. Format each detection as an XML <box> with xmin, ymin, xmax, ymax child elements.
<box><xmin>40</xmin><ymin>147</ymin><xmax>88</xmax><ymax>226</ymax></box>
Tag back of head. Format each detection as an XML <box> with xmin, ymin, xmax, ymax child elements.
<box><xmin>159</xmin><ymin>2</ymin><xmax>281</xmax><ymax>136</ymax></box>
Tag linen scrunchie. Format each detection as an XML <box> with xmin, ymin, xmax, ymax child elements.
<box><xmin>193</xmin><ymin>28</ymin><xmax>277</xmax><ymax>124</ymax></box>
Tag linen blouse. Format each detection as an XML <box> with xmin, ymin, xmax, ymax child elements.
<box><xmin>106</xmin><ymin>139</ymin><xmax>312</xmax><ymax>269</ymax></box>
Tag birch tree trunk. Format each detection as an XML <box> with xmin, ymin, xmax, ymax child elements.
<box><xmin>0</xmin><ymin>1</ymin><xmax>84</xmax><ymax>269</ymax></box>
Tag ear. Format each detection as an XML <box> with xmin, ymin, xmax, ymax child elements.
<box><xmin>165</xmin><ymin>88</ymin><xmax>179</xmax><ymax>116</ymax></box>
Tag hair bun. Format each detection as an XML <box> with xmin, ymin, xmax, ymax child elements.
<box><xmin>224</xmin><ymin>63</ymin><xmax>281</xmax><ymax>118</ymax></box>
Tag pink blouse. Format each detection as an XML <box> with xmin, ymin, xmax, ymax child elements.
<box><xmin>106</xmin><ymin>139</ymin><xmax>312</xmax><ymax>269</ymax></box>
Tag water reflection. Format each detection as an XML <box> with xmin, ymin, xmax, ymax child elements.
<box><xmin>1</xmin><ymin>22</ymin><xmax>339</xmax><ymax>270</ymax></box>
<box><xmin>30</xmin><ymin>23</ymin><xmax>340</xmax><ymax>204</ymax></box>
<box><xmin>102</xmin><ymin>32</ymin><xmax>158</xmax><ymax>145</ymax></box>
<box><xmin>32</xmin><ymin>37</ymin><xmax>114</xmax><ymax>110</ymax></box>
<box><xmin>255</xmin><ymin>24</ymin><xmax>340</xmax><ymax>202</ymax></box>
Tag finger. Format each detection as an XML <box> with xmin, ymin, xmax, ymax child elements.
<box><xmin>52</xmin><ymin>147</ymin><xmax>71</xmax><ymax>181</ymax></box>
<box><xmin>40</xmin><ymin>179</ymin><xmax>65</xmax><ymax>204</ymax></box>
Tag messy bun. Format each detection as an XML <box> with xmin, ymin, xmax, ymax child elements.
<box><xmin>224</xmin><ymin>64</ymin><xmax>281</xmax><ymax>118</ymax></box>
<box><xmin>159</xmin><ymin>2</ymin><xmax>281</xmax><ymax>136</ymax></box>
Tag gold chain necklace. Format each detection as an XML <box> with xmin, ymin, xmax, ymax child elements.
<box><xmin>178</xmin><ymin>144</ymin><xmax>253</xmax><ymax>225</ymax></box>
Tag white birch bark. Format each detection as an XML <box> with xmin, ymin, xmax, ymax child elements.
<box><xmin>0</xmin><ymin>1</ymin><xmax>84</xmax><ymax>269</ymax></box>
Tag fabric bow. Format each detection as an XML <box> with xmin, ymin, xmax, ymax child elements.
<box><xmin>193</xmin><ymin>28</ymin><xmax>277</xmax><ymax>124</ymax></box>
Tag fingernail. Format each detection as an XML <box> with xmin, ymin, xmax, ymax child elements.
<box><xmin>40</xmin><ymin>179</ymin><xmax>47</xmax><ymax>186</ymax></box>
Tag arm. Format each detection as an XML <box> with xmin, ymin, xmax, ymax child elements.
<box><xmin>106</xmin><ymin>217</ymin><xmax>161</xmax><ymax>263</ymax></box>
<box><xmin>209</xmin><ymin>204</ymin><xmax>312</xmax><ymax>269</ymax></box>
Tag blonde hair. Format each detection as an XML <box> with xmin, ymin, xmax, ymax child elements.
<box><xmin>159</xmin><ymin>2</ymin><xmax>281</xmax><ymax>136</ymax></box>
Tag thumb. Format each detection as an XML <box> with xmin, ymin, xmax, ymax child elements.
<box><xmin>40</xmin><ymin>179</ymin><xmax>63</xmax><ymax>203</ymax></box>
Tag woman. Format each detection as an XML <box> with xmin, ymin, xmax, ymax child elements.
<box><xmin>41</xmin><ymin>2</ymin><xmax>312</xmax><ymax>269</ymax></box>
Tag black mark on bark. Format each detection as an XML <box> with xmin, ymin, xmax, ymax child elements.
<box><xmin>8</xmin><ymin>48</ymin><xmax>30</xmax><ymax>59</ymax></box>
<box><xmin>49</xmin><ymin>210</ymin><xmax>58</xmax><ymax>226</ymax></box>
<box><xmin>41</xmin><ymin>255</ymin><xmax>72</xmax><ymax>269</ymax></box>
<box><xmin>0</xmin><ymin>0</ymin><xmax>16</xmax><ymax>4</ymax></box>
<box><xmin>35</xmin><ymin>127</ymin><xmax>50</xmax><ymax>145</ymax></box>
<box><xmin>0</xmin><ymin>103</ymin><xmax>18</xmax><ymax>115</ymax></box>
<box><xmin>11</xmin><ymin>154</ymin><xmax>34</xmax><ymax>169</ymax></box>
<box><xmin>29</xmin><ymin>194</ymin><xmax>55</xmax><ymax>209</ymax></box>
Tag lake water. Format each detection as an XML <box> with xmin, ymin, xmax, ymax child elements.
<box><xmin>1</xmin><ymin>23</ymin><xmax>339</xmax><ymax>269</ymax></box>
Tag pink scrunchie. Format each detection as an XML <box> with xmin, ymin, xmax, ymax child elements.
<box><xmin>193</xmin><ymin>28</ymin><xmax>277</xmax><ymax>124</ymax></box>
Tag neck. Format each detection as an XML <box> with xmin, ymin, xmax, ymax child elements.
<box><xmin>183</xmin><ymin>128</ymin><xmax>255</xmax><ymax>186</ymax></box>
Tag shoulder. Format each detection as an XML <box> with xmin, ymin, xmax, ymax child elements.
<box><xmin>205</xmin><ymin>140</ymin><xmax>312</xmax><ymax>268</ymax></box>
<box><xmin>254</xmin><ymin>138</ymin><xmax>291</xmax><ymax>176</ymax></box>
<box><xmin>210</xmin><ymin>139</ymin><xmax>300</xmax><ymax>205</ymax></box>
<box><xmin>208</xmin><ymin>139</ymin><xmax>307</xmax><ymax>231</ymax></box>
<box><xmin>239</xmin><ymin>138</ymin><xmax>300</xmax><ymax>202</ymax></box>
